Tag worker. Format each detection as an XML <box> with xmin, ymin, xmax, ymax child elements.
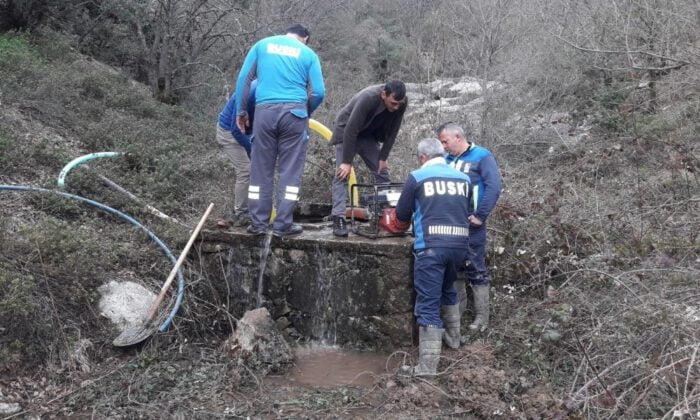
<box><xmin>329</xmin><ymin>81</ymin><xmax>408</xmax><ymax>237</ymax></box>
<box><xmin>216</xmin><ymin>80</ymin><xmax>257</xmax><ymax>227</ymax></box>
<box><xmin>385</xmin><ymin>138</ymin><xmax>471</xmax><ymax>376</ymax></box>
<box><xmin>437</xmin><ymin>122</ymin><xmax>502</xmax><ymax>332</ymax></box>
<box><xmin>234</xmin><ymin>24</ymin><xmax>325</xmax><ymax>237</ymax></box>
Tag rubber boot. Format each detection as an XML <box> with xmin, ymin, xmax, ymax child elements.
<box><xmin>232</xmin><ymin>212</ymin><xmax>250</xmax><ymax>227</ymax></box>
<box><xmin>413</xmin><ymin>325</ymin><xmax>444</xmax><ymax>377</ymax></box>
<box><xmin>453</xmin><ymin>278</ymin><xmax>468</xmax><ymax>315</ymax></box>
<box><xmin>441</xmin><ymin>304</ymin><xmax>461</xmax><ymax>349</ymax></box>
<box><xmin>332</xmin><ymin>216</ymin><xmax>348</xmax><ymax>237</ymax></box>
<box><xmin>469</xmin><ymin>284</ymin><xmax>489</xmax><ymax>331</ymax></box>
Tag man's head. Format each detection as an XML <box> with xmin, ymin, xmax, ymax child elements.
<box><xmin>437</xmin><ymin>122</ymin><xmax>469</xmax><ymax>156</ymax></box>
<box><xmin>416</xmin><ymin>138</ymin><xmax>445</xmax><ymax>165</ymax></box>
<box><xmin>286</xmin><ymin>24</ymin><xmax>310</xmax><ymax>45</ymax></box>
<box><xmin>380</xmin><ymin>80</ymin><xmax>406</xmax><ymax>112</ymax></box>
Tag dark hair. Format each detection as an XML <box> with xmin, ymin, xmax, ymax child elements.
<box><xmin>383</xmin><ymin>80</ymin><xmax>406</xmax><ymax>101</ymax></box>
<box><xmin>286</xmin><ymin>24</ymin><xmax>310</xmax><ymax>42</ymax></box>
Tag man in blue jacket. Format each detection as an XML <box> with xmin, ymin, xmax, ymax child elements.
<box><xmin>438</xmin><ymin>122</ymin><xmax>502</xmax><ymax>332</ymax></box>
<box><xmin>389</xmin><ymin>138</ymin><xmax>471</xmax><ymax>376</ymax></box>
<box><xmin>216</xmin><ymin>80</ymin><xmax>257</xmax><ymax>227</ymax></box>
<box><xmin>234</xmin><ymin>24</ymin><xmax>325</xmax><ymax>237</ymax></box>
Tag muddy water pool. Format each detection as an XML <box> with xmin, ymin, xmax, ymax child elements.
<box><xmin>266</xmin><ymin>345</ymin><xmax>403</xmax><ymax>388</ymax></box>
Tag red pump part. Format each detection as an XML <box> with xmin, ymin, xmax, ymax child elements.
<box><xmin>377</xmin><ymin>208</ymin><xmax>410</xmax><ymax>233</ymax></box>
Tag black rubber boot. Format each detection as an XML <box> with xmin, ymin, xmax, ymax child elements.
<box><xmin>273</xmin><ymin>223</ymin><xmax>303</xmax><ymax>237</ymax></box>
<box><xmin>332</xmin><ymin>216</ymin><xmax>348</xmax><ymax>237</ymax></box>
<box><xmin>232</xmin><ymin>212</ymin><xmax>250</xmax><ymax>227</ymax></box>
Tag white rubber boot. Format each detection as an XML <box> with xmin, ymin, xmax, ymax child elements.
<box><xmin>469</xmin><ymin>284</ymin><xmax>490</xmax><ymax>332</ymax></box>
<box><xmin>453</xmin><ymin>278</ymin><xmax>468</xmax><ymax>315</ymax></box>
<box><xmin>441</xmin><ymin>304</ymin><xmax>461</xmax><ymax>349</ymax></box>
<box><xmin>412</xmin><ymin>325</ymin><xmax>444</xmax><ymax>376</ymax></box>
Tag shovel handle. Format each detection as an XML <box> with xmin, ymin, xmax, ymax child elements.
<box><xmin>145</xmin><ymin>203</ymin><xmax>214</xmax><ymax>322</ymax></box>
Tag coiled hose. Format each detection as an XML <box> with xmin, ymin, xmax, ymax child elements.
<box><xmin>0</xmin><ymin>184</ymin><xmax>183</xmax><ymax>332</ymax></box>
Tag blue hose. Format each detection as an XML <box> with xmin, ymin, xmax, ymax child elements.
<box><xmin>0</xmin><ymin>184</ymin><xmax>183</xmax><ymax>332</ymax></box>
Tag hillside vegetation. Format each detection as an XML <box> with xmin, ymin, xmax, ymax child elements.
<box><xmin>1</xmin><ymin>0</ymin><xmax>699</xmax><ymax>417</ymax></box>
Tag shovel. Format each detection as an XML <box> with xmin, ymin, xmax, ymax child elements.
<box><xmin>113</xmin><ymin>203</ymin><xmax>214</xmax><ymax>347</ymax></box>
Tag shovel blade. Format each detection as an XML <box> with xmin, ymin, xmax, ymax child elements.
<box><xmin>112</xmin><ymin>323</ymin><xmax>156</xmax><ymax>347</ymax></box>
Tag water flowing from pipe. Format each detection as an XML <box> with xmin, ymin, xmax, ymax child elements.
<box><xmin>256</xmin><ymin>231</ymin><xmax>274</xmax><ymax>308</ymax></box>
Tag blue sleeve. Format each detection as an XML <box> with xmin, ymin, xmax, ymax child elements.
<box><xmin>395</xmin><ymin>175</ymin><xmax>417</xmax><ymax>222</ymax></box>
<box><xmin>307</xmin><ymin>54</ymin><xmax>325</xmax><ymax>114</ymax></box>
<box><xmin>226</xmin><ymin>96</ymin><xmax>252</xmax><ymax>152</ymax></box>
<box><xmin>234</xmin><ymin>43</ymin><xmax>259</xmax><ymax>116</ymax></box>
<box><xmin>475</xmin><ymin>155</ymin><xmax>502</xmax><ymax>221</ymax></box>
<box><xmin>231</xmin><ymin>124</ymin><xmax>251</xmax><ymax>152</ymax></box>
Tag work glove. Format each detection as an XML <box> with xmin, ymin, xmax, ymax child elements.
<box><xmin>378</xmin><ymin>208</ymin><xmax>410</xmax><ymax>233</ymax></box>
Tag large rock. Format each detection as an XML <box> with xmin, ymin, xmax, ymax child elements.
<box><xmin>0</xmin><ymin>402</ymin><xmax>21</xmax><ymax>416</ymax></box>
<box><xmin>98</xmin><ymin>279</ymin><xmax>156</xmax><ymax>328</ymax></box>
<box><xmin>223</xmin><ymin>307</ymin><xmax>292</xmax><ymax>375</ymax></box>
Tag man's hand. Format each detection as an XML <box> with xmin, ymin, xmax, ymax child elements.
<box><xmin>468</xmin><ymin>214</ymin><xmax>483</xmax><ymax>227</ymax></box>
<box><xmin>336</xmin><ymin>163</ymin><xmax>352</xmax><ymax>180</ymax></box>
<box><xmin>378</xmin><ymin>159</ymin><xmax>389</xmax><ymax>173</ymax></box>
<box><xmin>236</xmin><ymin>115</ymin><xmax>249</xmax><ymax>132</ymax></box>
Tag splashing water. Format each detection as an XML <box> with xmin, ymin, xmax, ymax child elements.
<box><xmin>256</xmin><ymin>230</ymin><xmax>274</xmax><ymax>308</ymax></box>
<box><xmin>310</xmin><ymin>244</ymin><xmax>338</xmax><ymax>344</ymax></box>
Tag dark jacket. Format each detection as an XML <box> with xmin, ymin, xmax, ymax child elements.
<box><xmin>331</xmin><ymin>85</ymin><xmax>407</xmax><ymax>164</ymax></box>
<box><xmin>395</xmin><ymin>157</ymin><xmax>471</xmax><ymax>250</ymax></box>
<box><xmin>218</xmin><ymin>81</ymin><xmax>257</xmax><ymax>153</ymax></box>
<box><xmin>446</xmin><ymin>143</ymin><xmax>502</xmax><ymax>222</ymax></box>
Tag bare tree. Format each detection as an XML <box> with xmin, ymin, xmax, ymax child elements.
<box><xmin>543</xmin><ymin>0</ymin><xmax>698</xmax><ymax>112</ymax></box>
<box><xmin>122</xmin><ymin>0</ymin><xmax>242</xmax><ymax>103</ymax></box>
<box><xmin>436</xmin><ymin>0</ymin><xmax>524</xmax><ymax>138</ymax></box>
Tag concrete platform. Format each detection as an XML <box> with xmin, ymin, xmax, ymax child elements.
<box><xmin>198</xmin><ymin>221</ymin><xmax>416</xmax><ymax>350</ymax></box>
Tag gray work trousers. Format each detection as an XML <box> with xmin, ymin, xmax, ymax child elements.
<box><xmin>216</xmin><ymin>124</ymin><xmax>250</xmax><ymax>215</ymax></box>
<box><xmin>248</xmin><ymin>103</ymin><xmax>309</xmax><ymax>232</ymax></box>
<box><xmin>331</xmin><ymin>137</ymin><xmax>390</xmax><ymax>217</ymax></box>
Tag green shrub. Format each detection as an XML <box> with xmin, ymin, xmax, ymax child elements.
<box><xmin>0</xmin><ymin>269</ymin><xmax>39</xmax><ymax>321</ymax></box>
<box><xmin>634</xmin><ymin>114</ymin><xmax>674</xmax><ymax>140</ymax></box>
<box><xmin>0</xmin><ymin>31</ymin><xmax>42</xmax><ymax>68</ymax></box>
<box><xmin>589</xmin><ymin>86</ymin><xmax>633</xmax><ymax>134</ymax></box>
<box><xmin>0</xmin><ymin>266</ymin><xmax>49</xmax><ymax>365</ymax></box>
<box><xmin>0</xmin><ymin>128</ymin><xmax>17</xmax><ymax>169</ymax></box>
<box><xmin>29</xmin><ymin>137</ymin><xmax>70</xmax><ymax>170</ymax></box>
<box><xmin>79</xmin><ymin>74</ymin><xmax>108</xmax><ymax>100</ymax></box>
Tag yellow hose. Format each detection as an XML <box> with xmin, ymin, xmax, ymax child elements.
<box><xmin>308</xmin><ymin>118</ymin><xmax>332</xmax><ymax>140</ymax></box>
<box><xmin>308</xmin><ymin>119</ymin><xmax>358</xmax><ymax>206</ymax></box>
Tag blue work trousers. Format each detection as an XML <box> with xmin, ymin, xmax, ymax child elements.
<box><xmin>464</xmin><ymin>224</ymin><xmax>490</xmax><ymax>286</ymax></box>
<box><xmin>248</xmin><ymin>103</ymin><xmax>309</xmax><ymax>232</ymax></box>
<box><xmin>413</xmin><ymin>247</ymin><xmax>470</xmax><ymax>327</ymax></box>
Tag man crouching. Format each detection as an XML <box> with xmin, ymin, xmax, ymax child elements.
<box><xmin>387</xmin><ymin>138</ymin><xmax>471</xmax><ymax>376</ymax></box>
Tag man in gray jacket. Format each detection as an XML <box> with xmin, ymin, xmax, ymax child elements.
<box><xmin>330</xmin><ymin>80</ymin><xmax>408</xmax><ymax>237</ymax></box>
